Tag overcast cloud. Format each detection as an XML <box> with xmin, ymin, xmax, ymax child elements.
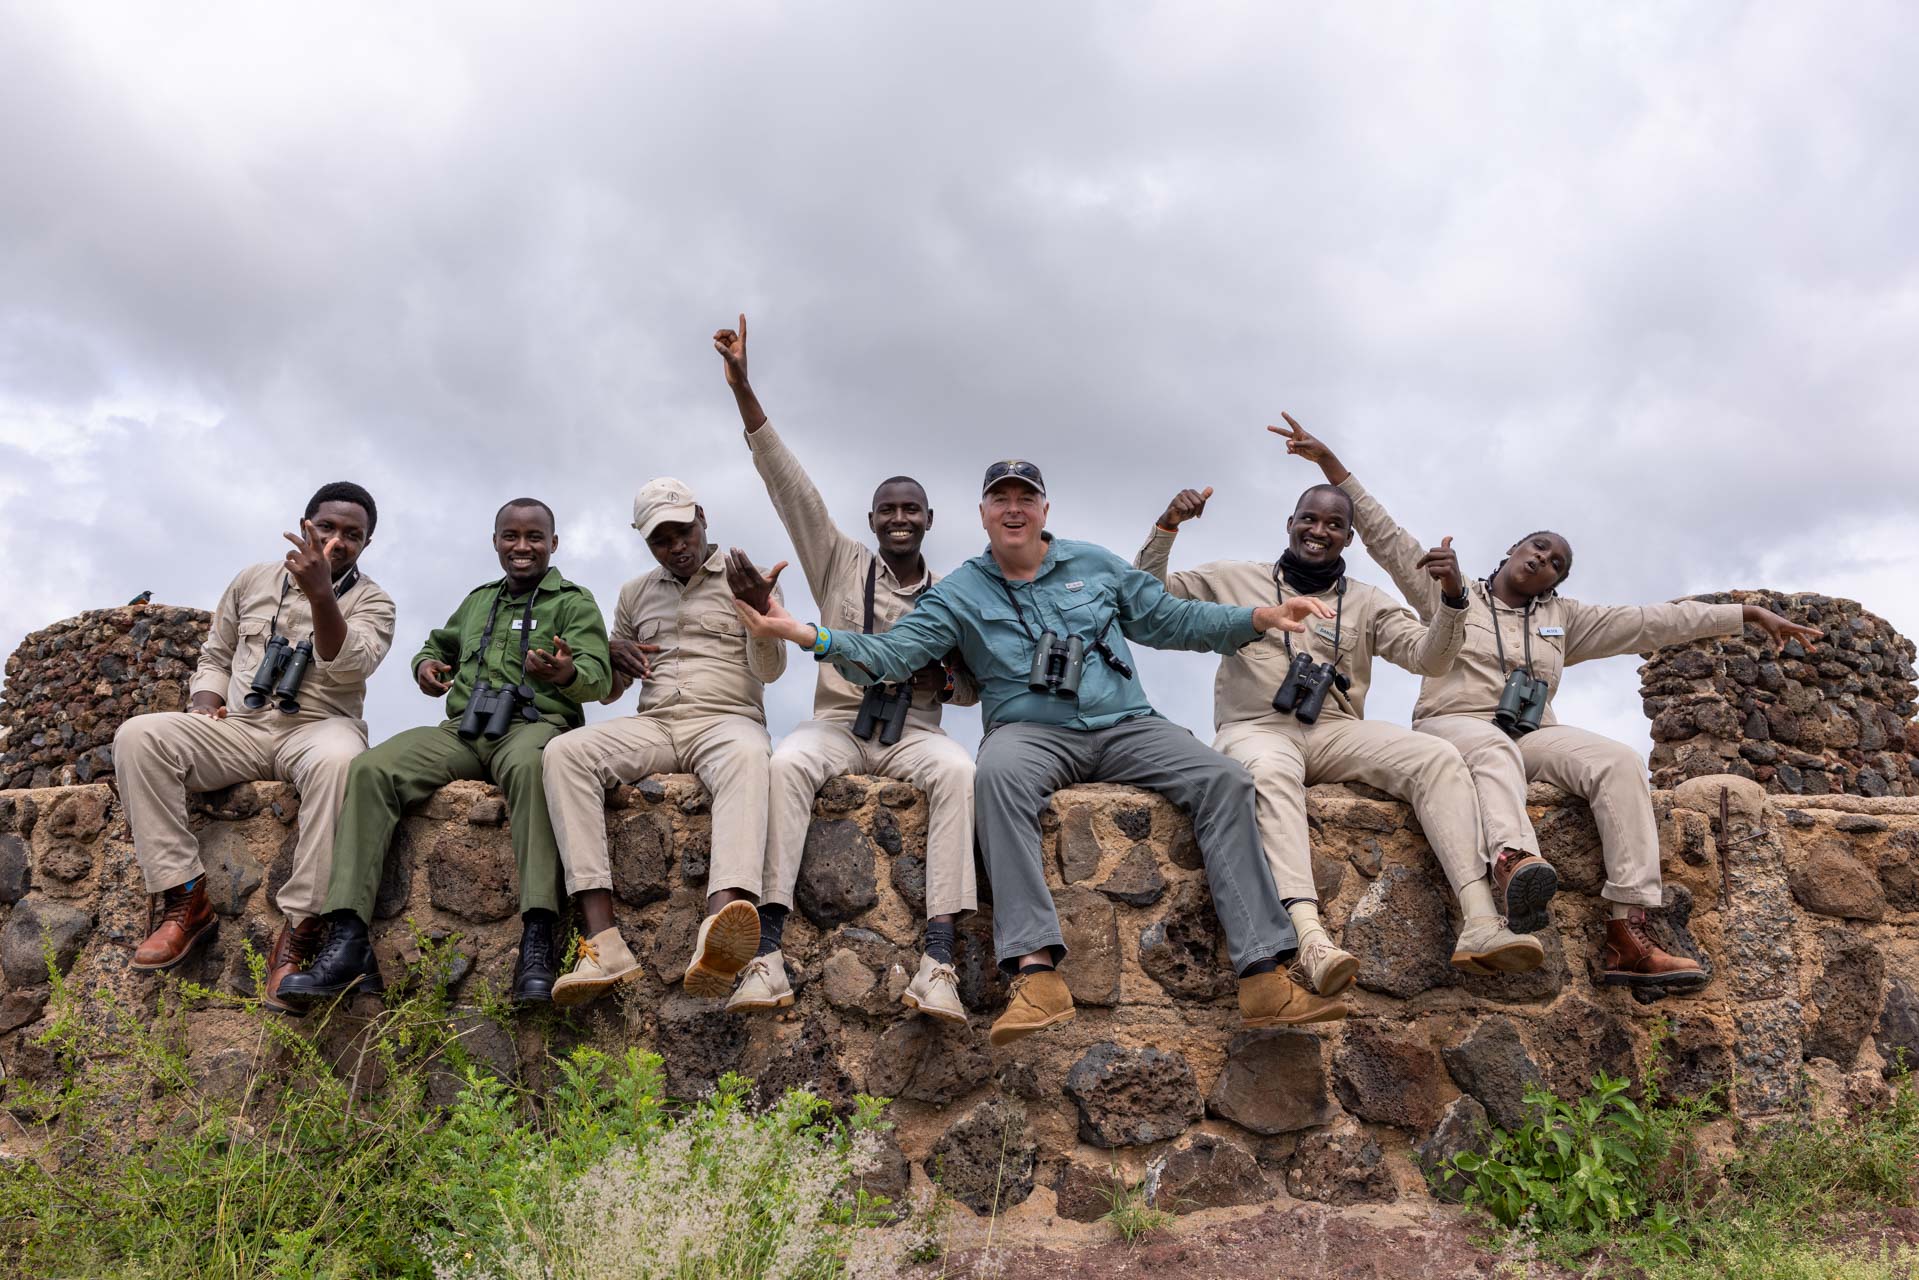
<box><xmin>3</xmin><ymin>2</ymin><xmax>1916</xmax><ymax>761</ymax></box>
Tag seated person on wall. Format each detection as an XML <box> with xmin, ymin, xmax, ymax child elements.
<box><xmin>713</xmin><ymin>315</ymin><xmax>979</xmax><ymax>1023</ymax></box>
<box><xmin>732</xmin><ymin>459</ymin><xmax>1348</xmax><ymax>1048</ymax></box>
<box><xmin>278</xmin><ymin>498</ymin><xmax>611</xmax><ymax>1006</ymax></box>
<box><xmin>1281</xmin><ymin>416</ymin><xmax>1820</xmax><ymax>992</ymax></box>
<box><xmin>1137</xmin><ymin>446</ymin><xmax>1548</xmax><ymax>991</ymax></box>
<box><xmin>542</xmin><ymin>478</ymin><xmax>788</xmax><ymax>1008</ymax></box>
<box><xmin>117</xmin><ymin>482</ymin><xmax>396</xmax><ymax>1013</ymax></box>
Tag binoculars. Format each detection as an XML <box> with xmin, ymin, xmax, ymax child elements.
<box><xmin>244</xmin><ymin>635</ymin><xmax>315</xmax><ymax>714</ymax></box>
<box><xmin>459</xmin><ymin>679</ymin><xmax>539</xmax><ymax>741</ymax></box>
<box><xmin>1271</xmin><ymin>650</ymin><xmax>1348</xmax><ymax>725</ymax></box>
<box><xmin>1029</xmin><ymin>631</ymin><xmax>1085</xmax><ymax>699</ymax></box>
<box><xmin>1494</xmin><ymin>668</ymin><xmax>1550</xmax><ymax>737</ymax></box>
<box><xmin>854</xmin><ymin>681</ymin><xmax>913</xmax><ymax>747</ymax></box>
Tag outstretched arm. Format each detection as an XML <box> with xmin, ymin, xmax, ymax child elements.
<box><xmin>1112</xmin><ymin>552</ymin><xmax>1331</xmax><ymax>654</ymax></box>
<box><xmin>1562</xmin><ymin>598</ymin><xmax>1821</xmax><ymax>666</ymax></box>
<box><xmin>1131</xmin><ymin>486</ymin><xmax>1218</xmax><ymax>600</ymax></box>
<box><xmin>734</xmin><ymin>585</ymin><xmax>963</xmax><ymax>685</ymax></box>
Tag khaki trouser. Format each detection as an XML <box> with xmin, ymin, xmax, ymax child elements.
<box><xmin>114</xmin><ymin>710</ymin><xmax>367</xmax><ymax>922</ymax></box>
<box><xmin>544</xmin><ymin>712</ymin><xmax>771</xmax><ymax>898</ymax></box>
<box><xmin>1214</xmin><ymin>713</ymin><xmax>1486</xmax><ymax>898</ymax></box>
<box><xmin>1416</xmin><ymin>715</ymin><xmax>1662</xmax><ymax>908</ymax></box>
<box><xmin>765</xmin><ymin>719</ymin><xmax>977</xmax><ymax>918</ymax></box>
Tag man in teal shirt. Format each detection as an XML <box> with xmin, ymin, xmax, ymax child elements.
<box><xmin>732</xmin><ymin>461</ymin><xmax>1347</xmax><ymax>1047</ymax></box>
<box><xmin>280</xmin><ymin>498</ymin><xmax>612</xmax><ymax>1007</ymax></box>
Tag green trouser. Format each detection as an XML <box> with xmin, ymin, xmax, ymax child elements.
<box><xmin>325</xmin><ymin>717</ymin><xmax>567</xmax><ymax>923</ymax></box>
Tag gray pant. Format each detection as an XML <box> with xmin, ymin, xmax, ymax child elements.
<box><xmin>974</xmin><ymin>714</ymin><xmax>1296</xmax><ymax>974</ymax></box>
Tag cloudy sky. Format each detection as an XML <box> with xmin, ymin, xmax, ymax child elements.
<box><xmin>3</xmin><ymin>3</ymin><xmax>1916</xmax><ymax>761</ymax></box>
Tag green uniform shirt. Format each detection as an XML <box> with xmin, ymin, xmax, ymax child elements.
<box><xmin>411</xmin><ymin>567</ymin><xmax>612</xmax><ymax>727</ymax></box>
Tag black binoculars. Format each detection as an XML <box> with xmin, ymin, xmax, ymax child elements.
<box><xmin>1494</xmin><ymin>669</ymin><xmax>1550</xmax><ymax>737</ymax></box>
<box><xmin>459</xmin><ymin>680</ymin><xmax>539</xmax><ymax>741</ymax></box>
<box><xmin>1029</xmin><ymin>631</ymin><xmax>1085</xmax><ymax>699</ymax></box>
<box><xmin>1271</xmin><ymin>650</ymin><xmax>1348</xmax><ymax>725</ymax></box>
<box><xmin>244</xmin><ymin>635</ymin><xmax>315</xmax><ymax>714</ymax></box>
<box><xmin>854</xmin><ymin>681</ymin><xmax>913</xmax><ymax>747</ymax></box>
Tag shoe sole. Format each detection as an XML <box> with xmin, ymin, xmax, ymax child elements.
<box><xmin>129</xmin><ymin>919</ymin><xmax>219</xmax><ymax>972</ymax></box>
<box><xmin>1313</xmin><ymin>953</ymin><xmax>1359</xmax><ymax>997</ymax></box>
<box><xmin>1502</xmin><ymin>862</ymin><xmax>1560</xmax><ymax>935</ymax></box>
<box><xmin>553</xmin><ymin>964</ymin><xmax>645</xmax><ymax>1009</ymax></box>
<box><xmin>278</xmin><ymin>971</ymin><xmax>385</xmax><ymax>1004</ymax></box>
<box><xmin>725</xmin><ymin>990</ymin><xmax>797</xmax><ymax>1014</ymax></box>
<box><xmin>682</xmin><ymin>901</ymin><xmax>762</xmax><ymax>998</ymax></box>
<box><xmin>1600</xmin><ymin>968</ymin><xmax>1710</xmax><ymax>993</ymax></box>
<box><xmin>1244</xmin><ymin>1001</ymin><xmax>1349</xmax><ymax>1028</ymax></box>
<box><xmin>901</xmin><ymin>991</ymin><xmax>969</xmax><ymax>1025</ymax></box>
<box><xmin>988</xmin><ymin>1006</ymin><xmax>1074</xmax><ymax>1047</ymax></box>
<box><xmin>1452</xmin><ymin>940</ymin><xmax>1546</xmax><ymax>975</ymax></box>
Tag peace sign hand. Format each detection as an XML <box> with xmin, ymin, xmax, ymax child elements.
<box><xmin>713</xmin><ymin>313</ymin><xmax>749</xmax><ymax>388</ymax></box>
<box><xmin>525</xmin><ymin>634</ymin><xmax>576</xmax><ymax>686</ymax></box>
<box><xmin>1416</xmin><ymin>535</ymin><xmax>1465</xmax><ymax>598</ymax></box>
<box><xmin>282</xmin><ymin>519</ymin><xmax>341</xmax><ymax>596</ymax></box>
<box><xmin>1266</xmin><ymin>412</ymin><xmax>1349</xmax><ymax>484</ymax></box>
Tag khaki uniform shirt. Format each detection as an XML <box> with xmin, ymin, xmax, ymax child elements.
<box><xmin>1134</xmin><ymin>527</ymin><xmax>1466</xmax><ymax>727</ymax></box>
<box><xmin>610</xmin><ymin>546</ymin><xmax>787</xmax><ymax>722</ymax></box>
<box><xmin>1338</xmin><ymin>474</ymin><xmax>1745</xmax><ymax>724</ymax></box>
<box><xmin>189</xmin><ymin>561</ymin><xmax>397</xmax><ymax>721</ymax></box>
<box><xmin>745</xmin><ymin>422</ymin><xmax>977</xmax><ymax>732</ymax></box>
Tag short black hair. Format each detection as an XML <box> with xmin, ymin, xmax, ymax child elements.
<box><xmin>871</xmin><ymin>475</ymin><xmax>929</xmax><ymax>508</ymax></box>
<box><xmin>1494</xmin><ymin>530</ymin><xmax>1574</xmax><ymax>590</ymax></box>
<box><xmin>306</xmin><ymin>481</ymin><xmax>377</xmax><ymax>534</ymax></box>
<box><xmin>495</xmin><ymin>497</ymin><xmax>556</xmax><ymax>532</ymax></box>
<box><xmin>1291</xmin><ymin>483</ymin><xmax>1355</xmax><ymax>523</ymax></box>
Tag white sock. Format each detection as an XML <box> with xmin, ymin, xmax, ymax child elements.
<box><xmin>1459</xmin><ymin>877</ymin><xmax>1498</xmax><ymax>919</ymax></box>
<box><xmin>1609</xmin><ymin>902</ymin><xmax>1634</xmax><ymax>920</ymax></box>
<box><xmin>1287</xmin><ymin>900</ymin><xmax>1329</xmax><ymax>948</ymax></box>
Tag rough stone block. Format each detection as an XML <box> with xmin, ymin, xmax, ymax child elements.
<box><xmin>1149</xmin><ymin>1132</ymin><xmax>1270</xmax><ymax>1212</ymax></box>
<box><xmin>1207</xmin><ymin>1029</ymin><xmax>1337</xmax><ymax>1136</ymax></box>
<box><xmin>1063</xmin><ymin>1041</ymin><xmax>1204</xmax><ymax>1148</ymax></box>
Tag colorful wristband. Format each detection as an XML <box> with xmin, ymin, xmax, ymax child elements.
<box><xmin>811</xmin><ymin>625</ymin><xmax>832</xmax><ymax>656</ymax></box>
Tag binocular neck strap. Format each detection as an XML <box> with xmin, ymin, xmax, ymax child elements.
<box><xmin>1275</xmin><ymin>570</ymin><xmax>1345</xmax><ymax>669</ymax></box>
<box><xmin>995</xmin><ymin>576</ymin><xmax>1038</xmax><ymax>642</ymax></box>
<box><xmin>476</xmin><ymin>583</ymin><xmax>540</xmax><ymax>684</ymax></box>
<box><xmin>864</xmin><ymin>559</ymin><xmax>879</xmax><ymax>634</ymax></box>
<box><xmin>1487</xmin><ymin>587</ymin><xmax>1535</xmax><ymax>676</ymax></box>
<box><xmin>266</xmin><ymin>565</ymin><xmax>361</xmax><ymax>644</ymax></box>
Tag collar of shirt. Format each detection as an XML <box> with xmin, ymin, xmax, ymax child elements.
<box><xmin>477</xmin><ymin>566</ymin><xmax>572</xmax><ymax>599</ymax></box>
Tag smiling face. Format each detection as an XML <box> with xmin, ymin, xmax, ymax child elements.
<box><xmin>494</xmin><ymin>503</ymin><xmax>556</xmax><ymax>587</ymax></box>
<box><xmin>1285</xmin><ymin>487</ymin><xmax>1354</xmax><ymax>567</ymax></box>
<box><xmin>308</xmin><ymin>499</ymin><xmax>371</xmax><ymax>576</ymax></box>
<box><xmin>1499</xmin><ymin>531</ymin><xmax>1573</xmax><ymax>599</ymax></box>
<box><xmin>645</xmin><ymin>508</ymin><xmax>708</xmax><ymax>580</ymax></box>
<box><xmin>979</xmin><ymin>478</ymin><xmax>1048</xmax><ymax>558</ymax></box>
<box><xmin>868</xmin><ymin>478</ymin><xmax>932</xmax><ymax>559</ymax></box>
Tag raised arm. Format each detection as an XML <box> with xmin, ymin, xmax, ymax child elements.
<box><xmin>312</xmin><ymin>582</ymin><xmax>397</xmax><ymax>683</ymax></box>
<box><xmin>718</xmin><ymin>314</ymin><xmax>861</xmax><ymax>598</ymax></box>
<box><xmin>1270</xmin><ymin>413</ymin><xmax>1444</xmax><ymax>620</ymax></box>
<box><xmin>1372</xmin><ymin>594</ymin><xmax>1468</xmax><ymax>677</ymax></box>
<box><xmin>1561</xmin><ymin>598</ymin><xmax>1820</xmax><ymax>666</ymax></box>
<box><xmin>1131</xmin><ymin>486</ymin><xmax>1219</xmax><ymax>601</ymax></box>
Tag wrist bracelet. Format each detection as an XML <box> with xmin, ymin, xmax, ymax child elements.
<box><xmin>1155</xmin><ymin>522</ymin><xmax>1179</xmax><ymax>534</ymax></box>
<box><xmin>811</xmin><ymin>625</ymin><xmax>832</xmax><ymax>656</ymax></box>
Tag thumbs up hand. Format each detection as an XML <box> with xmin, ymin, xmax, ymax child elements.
<box><xmin>1416</xmin><ymin>535</ymin><xmax>1464</xmax><ymax>599</ymax></box>
<box><xmin>1158</xmin><ymin>486</ymin><xmax>1214</xmax><ymax>530</ymax></box>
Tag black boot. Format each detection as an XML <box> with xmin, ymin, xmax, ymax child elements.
<box><xmin>513</xmin><ymin>911</ymin><xmax>558</xmax><ymax>1004</ymax></box>
<box><xmin>275</xmin><ymin>910</ymin><xmax>384</xmax><ymax>1003</ymax></box>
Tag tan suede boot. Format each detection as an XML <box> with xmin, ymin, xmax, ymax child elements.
<box><xmin>1451</xmin><ymin>915</ymin><xmax>1546</xmax><ymax>975</ymax></box>
<box><xmin>1239</xmin><ymin>968</ymin><xmax>1348</xmax><ymax>1027</ymax></box>
<box><xmin>552</xmin><ymin>927</ymin><xmax>644</xmax><ymax>1008</ymax></box>
<box><xmin>988</xmin><ymin>970</ymin><xmax>1074</xmax><ymax>1046</ymax></box>
<box><xmin>682</xmin><ymin>900</ymin><xmax>761</xmax><ymax>998</ymax></box>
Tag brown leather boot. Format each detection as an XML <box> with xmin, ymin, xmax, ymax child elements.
<box><xmin>262</xmin><ymin>919</ymin><xmax>327</xmax><ymax>1015</ymax></box>
<box><xmin>1600</xmin><ymin>910</ymin><xmax>1708</xmax><ymax>993</ymax></box>
<box><xmin>132</xmin><ymin>879</ymin><xmax>218</xmax><ymax>971</ymax></box>
<box><xmin>1493</xmin><ymin>848</ymin><xmax>1559</xmax><ymax>934</ymax></box>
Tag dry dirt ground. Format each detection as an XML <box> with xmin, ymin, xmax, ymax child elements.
<box><xmin>914</xmin><ymin>1204</ymin><xmax>1919</xmax><ymax>1280</ymax></box>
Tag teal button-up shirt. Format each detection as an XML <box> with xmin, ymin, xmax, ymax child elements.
<box><xmin>823</xmin><ymin>535</ymin><xmax>1261</xmax><ymax>731</ymax></box>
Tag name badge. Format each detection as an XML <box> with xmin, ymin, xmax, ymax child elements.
<box><xmin>1312</xmin><ymin>623</ymin><xmax>1340</xmax><ymax>643</ymax></box>
<box><xmin>1538</xmin><ymin>626</ymin><xmax>1564</xmax><ymax>637</ymax></box>
<box><xmin>510</xmin><ymin>618</ymin><xmax>541</xmax><ymax>631</ymax></box>
<box><xmin>1065</xmin><ymin>581</ymin><xmax>1085</xmax><ymax>591</ymax></box>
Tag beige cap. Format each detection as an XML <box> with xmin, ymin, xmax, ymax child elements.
<box><xmin>632</xmin><ymin>476</ymin><xmax>699</xmax><ymax>539</ymax></box>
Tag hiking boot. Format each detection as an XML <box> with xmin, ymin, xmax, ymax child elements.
<box><xmin>262</xmin><ymin>918</ymin><xmax>326</xmax><ymax>1015</ymax></box>
<box><xmin>1493</xmin><ymin>849</ymin><xmax>1560</xmax><ymax>934</ymax></box>
<box><xmin>988</xmin><ymin>970</ymin><xmax>1074</xmax><ymax>1047</ymax></box>
<box><xmin>682</xmin><ymin>900</ymin><xmax>761</xmax><ymax>998</ymax></box>
<box><xmin>275</xmin><ymin>912</ymin><xmax>383</xmax><ymax>1003</ymax></box>
<box><xmin>1451</xmin><ymin>914</ymin><xmax>1546</xmax><ymax>975</ymax></box>
<box><xmin>1600</xmin><ymin>911</ymin><xmax>1708</xmax><ymax>993</ymax></box>
<box><xmin>551</xmin><ymin>926</ymin><xmax>644</xmax><ymax>1008</ymax></box>
<box><xmin>901</xmin><ymin>952</ymin><xmax>967</xmax><ymax>1024</ymax></box>
<box><xmin>1289</xmin><ymin>934</ymin><xmax>1359</xmax><ymax>997</ymax></box>
<box><xmin>724</xmin><ymin>951</ymin><xmax>795</xmax><ymax>1013</ymax></box>
<box><xmin>131</xmin><ymin>879</ymin><xmax>217</xmax><ymax>971</ymax></box>
<box><xmin>512</xmin><ymin>914</ymin><xmax>558</xmax><ymax>1004</ymax></box>
<box><xmin>1239</xmin><ymin>968</ymin><xmax>1347</xmax><ymax>1027</ymax></box>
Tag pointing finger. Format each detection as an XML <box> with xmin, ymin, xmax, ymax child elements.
<box><xmin>738</xmin><ymin>313</ymin><xmax>747</xmax><ymax>341</ymax></box>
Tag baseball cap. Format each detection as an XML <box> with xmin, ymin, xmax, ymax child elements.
<box><xmin>981</xmin><ymin>459</ymin><xmax>1046</xmax><ymax>498</ymax></box>
<box><xmin>632</xmin><ymin>477</ymin><xmax>699</xmax><ymax>538</ymax></box>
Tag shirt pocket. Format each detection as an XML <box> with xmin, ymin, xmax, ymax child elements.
<box><xmin>233</xmin><ymin>617</ymin><xmax>273</xmax><ymax>683</ymax></box>
<box><xmin>700</xmin><ymin>610</ymin><xmax>746</xmax><ymax>640</ymax></box>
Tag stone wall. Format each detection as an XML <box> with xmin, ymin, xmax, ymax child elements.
<box><xmin>1642</xmin><ymin>590</ymin><xmax>1919</xmax><ymax>797</ymax></box>
<box><xmin>3</xmin><ymin>771</ymin><xmax>1916</xmax><ymax>1233</ymax></box>
<box><xmin>0</xmin><ymin>603</ymin><xmax>210</xmax><ymax>790</ymax></box>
